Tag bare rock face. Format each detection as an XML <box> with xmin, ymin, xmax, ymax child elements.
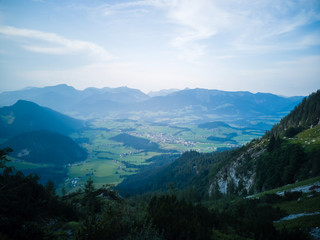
<box><xmin>208</xmin><ymin>139</ymin><xmax>267</xmax><ymax>196</ymax></box>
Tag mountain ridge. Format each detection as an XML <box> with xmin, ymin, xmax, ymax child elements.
<box><xmin>0</xmin><ymin>100</ymin><xmax>85</xmax><ymax>138</ymax></box>
<box><xmin>0</xmin><ymin>85</ymin><xmax>303</xmax><ymax>122</ymax></box>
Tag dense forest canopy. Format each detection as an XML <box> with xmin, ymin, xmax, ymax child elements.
<box><xmin>269</xmin><ymin>90</ymin><xmax>320</xmax><ymax>137</ymax></box>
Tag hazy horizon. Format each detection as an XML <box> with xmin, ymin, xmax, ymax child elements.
<box><xmin>0</xmin><ymin>83</ymin><xmax>309</xmax><ymax>97</ymax></box>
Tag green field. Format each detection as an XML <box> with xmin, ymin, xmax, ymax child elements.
<box><xmin>7</xmin><ymin>158</ymin><xmax>53</xmax><ymax>170</ymax></box>
<box><xmin>60</xmin><ymin>119</ymin><xmax>265</xmax><ymax>192</ymax></box>
<box><xmin>289</xmin><ymin>124</ymin><xmax>320</xmax><ymax>152</ymax></box>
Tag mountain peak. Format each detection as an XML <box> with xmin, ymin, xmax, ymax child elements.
<box><xmin>14</xmin><ymin>99</ymin><xmax>37</xmax><ymax>104</ymax></box>
<box><xmin>13</xmin><ymin>99</ymin><xmax>41</xmax><ymax>109</ymax></box>
<box><xmin>0</xmin><ymin>100</ymin><xmax>84</xmax><ymax>138</ymax></box>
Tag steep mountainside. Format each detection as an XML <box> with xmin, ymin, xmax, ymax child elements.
<box><xmin>0</xmin><ymin>100</ymin><xmax>85</xmax><ymax>138</ymax></box>
<box><xmin>119</xmin><ymin>89</ymin><xmax>320</xmax><ymax>197</ymax></box>
<box><xmin>270</xmin><ymin>89</ymin><xmax>320</xmax><ymax>137</ymax></box>
<box><xmin>118</xmin><ymin>150</ymin><xmax>232</xmax><ymax>196</ymax></box>
<box><xmin>207</xmin><ymin>90</ymin><xmax>320</xmax><ymax>196</ymax></box>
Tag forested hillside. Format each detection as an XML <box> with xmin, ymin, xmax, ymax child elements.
<box><xmin>119</xmin><ymin>90</ymin><xmax>320</xmax><ymax>198</ymax></box>
<box><xmin>255</xmin><ymin>90</ymin><xmax>320</xmax><ymax>192</ymax></box>
<box><xmin>1</xmin><ymin>130</ymin><xmax>87</xmax><ymax>165</ymax></box>
<box><xmin>118</xmin><ymin>150</ymin><xmax>233</xmax><ymax>197</ymax></box>
<box><xmin>270</xmin><ymin>89</ymin><xmax>320</xmax><ymax>137</ymax></box>
<box><xmin>0</xmin><ymin>130</ymin><xmax>88</xmax><ymax>185</ymax></box>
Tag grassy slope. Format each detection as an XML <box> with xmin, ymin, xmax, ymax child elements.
<box><xmin>252</xmin><ymin>176</ymin><xmax>320</xmax><ymax>198</ymax></box>
<box><xmin>251</xmin><ymin>176</ymin><xmax>320</xmax><ymax>231</ymax></box>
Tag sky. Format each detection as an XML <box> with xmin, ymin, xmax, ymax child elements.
<box><xmin>0</xmin><ymin>0</ymin><xmax>319</xmax><ymax>96</ymax></box>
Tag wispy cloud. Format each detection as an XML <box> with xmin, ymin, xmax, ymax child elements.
<box><xmin>166</xmin><ymin>0</ymin><xmax>228</xmax><ymax>61</ymax></box>
<box><xmin>166</xmin><ymin>0</ymin><xmax>320</xmax><ymax>59</ymax></box>
<box><xmin>97</xmin><ymin>0</ymin><xmax>224</xmax><ymax>61</ymax></box>
<box><xmin>225</xmin><ymin>0</ymin><xmax>320</xmax><ymax>52</ymax></box>
<box><xmin>96</xmin><ymin>0</ymin><xmax>319</xmax><ymax>61</ymax></box>
<box><xmin>0</xmin><ymin>26</ymin><xmax>114</xmax><ymax>61</ymax></box>
<box><xmin>102</xmin><ymin>0</ymin><xmax>173</xmax><ymax>14</ymax></box>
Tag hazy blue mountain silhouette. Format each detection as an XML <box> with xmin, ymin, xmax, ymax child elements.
<box><xmin>0</xmin><ymin>100</ymin><xmax>84</xmax><ymax>138</ymax></box>
<box><xmin>137</xmin><ymin>88</ymin><xmax>302</xmax><ymax>117</ymax></box>
<box><xmin>0</xmin><ymin>84</ymin><xmax>150</xmax><ymax>115</ymax></box>
<box><xmin>0</xmin><ymin>85</ymin><xmax>302</xmax><ymax>120</ymax></box>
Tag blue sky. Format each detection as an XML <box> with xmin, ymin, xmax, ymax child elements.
<box><xmin>0</xmin><ymin>0</ymin><xmax>319</xmax><ymax>96</ymax></box>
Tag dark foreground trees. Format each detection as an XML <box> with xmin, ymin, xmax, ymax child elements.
<box><xmin>148</xmin><ymin>195</ymin><xmax>215</xmax><ymax>240</ymax></box>
<box><xmin>0</xmin><ymin>148</ymin><xmax>310</xmax><ymax>240</ymax></box>
<box><xmin>0</xmin><ymin>148</ymin><xmax>78</xmax><ymax>239</ymax></box>
<box><xmin>0</xmin><ymin>148</ymin><xmax>163</xmax><ymax>240</ymax></box>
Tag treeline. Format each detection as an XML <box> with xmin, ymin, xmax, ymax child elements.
<box><xmin>269</xmin><ymin>89</ymin><xmax>320</xmax><ymax>137</ymax></box>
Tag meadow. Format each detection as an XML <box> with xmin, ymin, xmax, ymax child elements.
<box><xmin>61</xmin><ymin>118</ymin><xmax>265</xmax><ymax>192</ymax></box>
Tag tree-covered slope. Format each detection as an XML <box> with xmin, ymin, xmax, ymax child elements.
<box><xmin>209</xmin><ymin>90</ymin><xmax>320</xmax><ymax>195</ymax></box>
<box><xmin>119</xmin><ymin>90</ymin><xmax>320</xmax><ymax>198</ymax></box>
<box><xmin>0</xmin><ymin>130</ymin><xmax>87</xmax><ymax>165</ymax></box>
<box><xmin>270</xmin><ymin>89</ymin><xmax>320</xmax><ymax>137</ymax></box>
<box><xmin>0</xmin><ymin>100</ymin><xmax>85</xmax><ymax>138</ymax></box>
<box><xmin>118</xmin><ymin>150</ymin><xmax>233</xmax><ymax>196</ymax></box>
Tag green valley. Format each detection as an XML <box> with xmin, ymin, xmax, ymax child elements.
<box><xmin>61</xmin><ymin>118</ymin><xmax>265</xmax><ymax>192</ymax></box>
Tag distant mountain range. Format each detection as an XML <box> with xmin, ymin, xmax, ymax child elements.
<box><xmin>136</xmin><ymin>89</ymin><xmax>302</xmax><ymax>120</ymax></box>
<box><xmin>0</xmin><ymin>85</ymin><xmax>303</xmax><ymax>123</ymax></box>
<box><xmin>0</xmin><ymin>84</ymin><xmax>149</xmax><ymax>116</ymax></box>
<box><xmin>0</xmin><ymin>100</ymin><xmax>85</xmax><ymax>138</ymax></box>
<box><xmin>147</xmin><ymin>89</ymin><xmax>179</xmax><ymax>97</ymax></box>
